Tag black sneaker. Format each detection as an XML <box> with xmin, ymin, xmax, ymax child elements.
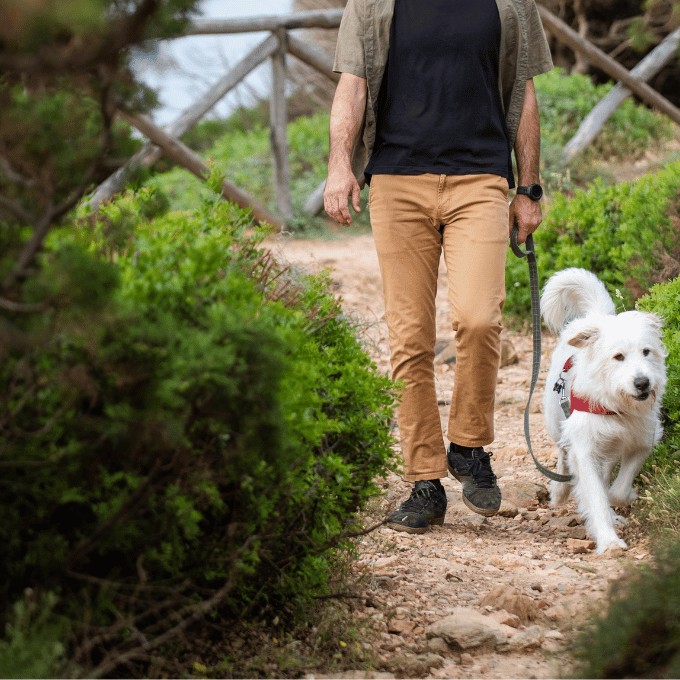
<box><xmin>447</xmin><ymin>444</ymin><xmax>501</xmax><ymax>516</ymax></box>
<box><xmin>386</xmin><ymin>480</ymin><xmax>447</xmax><ymax>534</ymax></box>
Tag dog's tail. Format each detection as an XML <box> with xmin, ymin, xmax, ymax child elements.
<box><xmin>541</xmin><ymin>267</ymin><xmax>616</xmax><ymax>333</ymax></box>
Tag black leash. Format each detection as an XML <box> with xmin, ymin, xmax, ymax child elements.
<box><xmin>510</xmin><ymin>224</ymin><xmax>573</xmax><ymax>484</ymax></box>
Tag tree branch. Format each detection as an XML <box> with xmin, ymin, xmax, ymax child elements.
<box><xmin>0</xmin><ymin>194</ymin><xmax>34</xmax><ymax>225</ymax></box>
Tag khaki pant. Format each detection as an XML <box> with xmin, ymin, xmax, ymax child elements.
<box><xmin>369</xmin><ymin>173</ymin><xmax>509</xmax><ymax>482</ymax></box>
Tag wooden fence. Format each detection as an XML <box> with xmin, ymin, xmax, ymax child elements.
<box><xmin>90</xmin><ymin>7</ymin><xmax>680</xmax><ymax>228</ymax></box>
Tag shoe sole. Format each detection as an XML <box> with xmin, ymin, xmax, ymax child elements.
<box><xmin>449</xmin><ymin>466</ymin><xmax>500</xmax><ymax>517</ymax></box>
<box><xmin>386</xmin><ymin>516</ymin><xmax>445</xmax><ymax>534</ymax></box>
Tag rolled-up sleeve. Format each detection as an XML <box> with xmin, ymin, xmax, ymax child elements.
<box><xmin>333</xmin><ymin>0</ymin><xmax>366</xmax><ymax>78</ymax></box>
<box><xmin>526</xmin><ymin>0</ymin><xmax>553</xmax><ymax>78</ymax></box>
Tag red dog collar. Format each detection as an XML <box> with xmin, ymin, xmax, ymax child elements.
<box><xmin>562</xmin><ymin>357</ymin><xmax>618</xmax><ymax>416</ymax></box>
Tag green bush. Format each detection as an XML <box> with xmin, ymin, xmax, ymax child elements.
<box><xmin>534</xmin><ymin>68</ymin><xmax>671</xmax><ymax>161</ymax></box>
<box><xmin>638</xmin><ymin>274</ymin><xmax>680</xmax><ymax>468</ymax></box>
<box><xmin>0</xmin><ymin>187</ymin><xmax>396</xmax><ymax>675</ymax></box>
<box><xmin>505</xmin><ymin>160</ymin><xmax>680</xmax><ymax>318</ymax></box>
<box><xmin>569</xmin><ymin>539</ymin><xmax>680</xmax><ymax>678</ymax></box>
<box><xmin>534</xmin><ymin>68</ymin><xmax>672</xmax><ymax>192</ymax></box>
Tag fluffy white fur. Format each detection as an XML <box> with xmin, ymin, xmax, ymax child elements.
<box><xmin>541</xmin><ymin>268</ymin><xmax>667</xmax><ymax>554</ymax></box>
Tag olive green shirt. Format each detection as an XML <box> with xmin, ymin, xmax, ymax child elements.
<box><xmin>333</xmin><ymin>0</ymin><xmax>554</xmax><ymax>183</ymax></box>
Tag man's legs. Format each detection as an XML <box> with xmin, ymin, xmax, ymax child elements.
<box><xmin>440</xmin><ymin>173</ymin><xmax>509</xmax><ymax>515</ymax></box>
<box><xmin>370</xmin><ymin>174</ymin><xmax>448</xmax><ymax>533</ymax></box>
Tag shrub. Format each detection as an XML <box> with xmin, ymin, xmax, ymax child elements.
<box><xmin>534</xmin><ymin>68</ymin><xmax>672</xmax><ymax>161</ymax></box>
<box><xmin>505</xmin><ymin>160</ymin><xmax>680</xmax><ymax>318</ymax></box>
<box><xmin>0</xmin><ymin>187</ymin><xmax>396</xmax><ymax>676</ymax></box>
<box><xmin>568</xmin><ymin>538</ymin><xmax>680</xmax><ymax>678</ymax></box>
<box><xmin>637</xmin><ymin>273</ymin><xmax>680</xmax><ymax>469</ymax></box>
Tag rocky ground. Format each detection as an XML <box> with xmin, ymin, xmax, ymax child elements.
<box><xmin>270</xmin><ymin>232</ymin><xmax>651</xmax><ymax>679</ymax></box>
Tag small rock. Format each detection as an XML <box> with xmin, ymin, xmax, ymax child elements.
<box><xmin>375</xmin><ymin>576</ymin><xmax>395</xmax><ymax>590</ymax></box>
<box><xmin>434</xmin><ymin>340</ymin><xmax>457</xmax><ymax>365</ymax></box>
<box><xmin>501</xmin><ymin>481</ymin><xmax>549</xmax><ymax>508</ymax></box>
<box><xmin>460</xmin><ymin>653</ymin><xmax>475</xmax><ymax>666</ymax></box>
<box><xmin>426</xmin><ymin>608</ymin><xmax>505</xmax><ymax>650</ymax></box>
<box><xmin>569</xmin><ymin>526</ymin><xmax>588</xmax><ymax>540</ymax></box>
<box><xmin>463</xmin><ymin>515</ymin><xmax>488</xmax><ymax>530</ymax></box>
<box><xmin>500</xmin><ymin>337</ymin><xmax>519</xmax><ymax>367</ymax></box>
<box><xmin>549</xmin><ymin>516</ymin><xmax>579</xmax><ymax>529</ymax></box>
<box><xmin>497</xmin><ymin>500</ymin><xmax>520</xmax><ymax>517</ymax></box>
<box><xmin>388</xmin><ymin>619</ymin><xmax>416</xmax><ymax>635</ymax></box>
<box><xmin>426</xmin><ymin>637</ymin><xmax>450</xmax><ymax>654</ymax></box>
<box><xmin>488</xmin><ymin>609</ymin><xmax>520</xmax><ymax>628</ymax></box>
<box><xmin>544</xmin><ymin>630</ymin><xmax>564</xmax><ymax>640</ymax></box>
<box><xmin>508</xmin><ymin>625</ymin><xmax>545</xmax><ymax>650</ymax></box>
<box><xmin>567</xmin><ymin>538</ymin><xmax>596</xmax><ymax>553</ymax></box>
<box><xmin>530</xmin><ymin>582</ymin><xmax>543</xmax><ymax>592</ymax></box>
<box><xmin>480</xmin><ymin>585</ymin><xmax>539</xmax><ymax>623</ymax></box>
<box><xmin>388</xmin><ymin>653</ymin><xmax>446</xmax><ymax>678</ymax></box>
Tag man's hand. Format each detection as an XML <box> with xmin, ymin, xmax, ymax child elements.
<box><xmin>325</xmin><ymin>72</ymin><xmax>367</xmax><ymax>226</ymax></box>
<box><xmin>324</xmin><ymin>165</ymin><xmax>361</xmax><ymax>226</ymax></box>
<box><xmin>508</xmin><ymin>193</ymin><xmax>542</xmax><ymax>244</ymax></box>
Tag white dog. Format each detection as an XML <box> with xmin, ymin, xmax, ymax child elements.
<box><xmin>541</xmin><ymin>268</ymin><xmax>667</xmax><ymax>554</ymax></box>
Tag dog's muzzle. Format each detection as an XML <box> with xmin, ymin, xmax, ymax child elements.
<box><xmin>634</xmin><ymin>376</ymin><xmax>651</xmax><ymax>401</ymax></box>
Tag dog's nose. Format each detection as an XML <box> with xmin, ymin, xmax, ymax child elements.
<box><xmin>634</xmin><ymin>377</ymin><xmax>650</xmax><ymax>393</ymax></box>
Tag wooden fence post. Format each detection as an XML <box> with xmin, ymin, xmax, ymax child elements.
<box><xmin>270</xmin><ymin>28</ymin><xmax>293</xmax><ymax>221</ymax></box>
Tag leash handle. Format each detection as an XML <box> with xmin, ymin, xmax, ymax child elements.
<box><xmin>510</xmin><ymin>224</ymin><xmax>534</xmax><ymax>259</ymax></box>
<box><xmin>511</xmin><ymin>221</ymin><xmax>573</xmax><ymax>484</ymax></box>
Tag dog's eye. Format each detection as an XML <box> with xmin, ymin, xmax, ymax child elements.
<box><xmin>614</xmin><ymin>353</ymin><xmax>625</xmax><ymax>361</ymax></box>
<box><xmin>643</xmin><ymin>349</ymin><xmax>651</xmax><ymax>357</ymax></box>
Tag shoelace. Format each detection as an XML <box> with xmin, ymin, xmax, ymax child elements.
<box><xmin>401</xmin><ymin>482</ymin><xmax>439</xmax><ymax>511</ymax></box>
<box><xmin>466</xmin><ymin>451</ymin><xmax>497</xmax><ymax>489</ymax></box>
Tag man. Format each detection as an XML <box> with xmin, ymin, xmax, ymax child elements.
<box><xmin>324</xmin><ymin>0</ymin><xmax>553</xmax><ymax>533</ymax></box>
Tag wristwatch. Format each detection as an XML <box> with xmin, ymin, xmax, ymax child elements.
<box><xmin>516</xmin><ymin>184</ymin><xmax>543</xmax><ymax>202</ymax></box>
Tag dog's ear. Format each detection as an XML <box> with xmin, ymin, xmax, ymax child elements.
<box><xmin>639</xmin><ymin>311</ymin><xmax>664</xmax><ymax>331</ymax></box>
<box><xmin>567</xmin><ymin>325</ymin><xmax>600</xmax><ymax>348</ymax></box>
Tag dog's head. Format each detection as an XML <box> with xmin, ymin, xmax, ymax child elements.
<box><xmin>565</xmin><ymin>311</ymin><xmax>667</xmax><ymax>413</ymax></box>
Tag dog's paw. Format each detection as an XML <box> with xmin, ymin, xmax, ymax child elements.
<box><xmin>549</xmin><ymin>480</ymin><xmax>570</xmax><ymax>506</ymax></box>
<box><xmin>595</xmin><ymin>536</ymin><xmax>627</xmax><ymax>555</ymax></box>
<box><xmin>608</xmin><ymin>509</ymin><xmax>629</xmax><ymax>529</ymax></box>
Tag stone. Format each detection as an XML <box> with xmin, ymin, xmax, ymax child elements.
<box><xmin>497</xmin><ymin>500</ymin><xmax>520</xmax><ymax>517</ymax></box>
<box><xmin>460</xmin><ymin>653</ymin><xmax>475</xmax><ymax>666</ymax></box>
<box><xmin>434</xmin><ymin>339</ymin><xmax>457</xmax><ymax>365</ymax></box>
<box><xmin>463</xmin><ymin>515</ymin><xmax>488</xmax><ymax>530</ymax></box>
<box><xmin>426</xmin><ymin>608</ymin><xmax>506</xmax><ymax>651</ymax></box>
<box><xmin>500</xmin><ymin>337</ymin><xmax>519</xmax><ymax>367</ymax></box>
<box><xmin>387</xmin><ymin>653</ymin><xmax>444</xmax><ymax>678</ymax></box>
<box><xmin>388</xmin><ymin>619</ymin><xmax>416</xmax><ymax>635</ymax></box>
<box><xmin>569</xmin><ymin>526</ymin><xmax>588</xmax><ymax>540</ymax></box>
<box><xmin>567</xmin><ymin>538</ymin><xmax>597</xmax><ymax>553</ymax></box>
<box><xmin>488</xmin><ymin>609</ymin><xmax>521</xmax><ymax>628</ymax></box>
<box><xmin>507</xmin><ymin>625</ymin><xmax>545</xmax><ymax>650</ymax></box>
<box><xmin>480</xmin><ymin>585</ymin><xmax>539</xmax><ymax>623</ymax></box>
<box><xmin>501</xmin><ymin>481</ymin><xmax>549</xmax><ymax>508</ymax></box>
<box><xmin>549</xmin><ymin>516</ymin><xmax>579</xmax><ymax>529</ymax></box>
<box><xmin>426</xmin><ymin>637</ymin><xmax>450</xmax><ymax>654</ymax></box>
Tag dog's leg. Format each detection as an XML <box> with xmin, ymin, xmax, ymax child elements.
<box><xmin>570</xmin><ymin>446</ymin><xmax>627</xmax><ymax>554</ymax></box>
<box><xmin>608</xmin><ymin>448</ymin><xmax>649</xmax><ymax>508</ymax></box>
<box><xmin>549</xmin><ymin>447</ymin><xmax>572</xmax><ymax>506</ymax></box>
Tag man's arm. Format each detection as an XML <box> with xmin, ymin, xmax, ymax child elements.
<box><xmin>509</xmin><ymin>78</ymin><xmax>542</xmax><ymax>244</ymax></box>
<box><xmin>324</xmin><ymin>72</ymin><xmax>367</xmax><ymax>226</ymax></box>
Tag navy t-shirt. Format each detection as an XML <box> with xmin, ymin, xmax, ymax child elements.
<box><xmin>365</xmin><ymin>0</ymin><xmax>514</xmax><ymax>187</ymax></box>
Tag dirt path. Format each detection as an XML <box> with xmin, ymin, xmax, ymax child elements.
<box><xmin>271</xmin><ymin>232</ymin><xmax>650</xmax><ymax>679</ymax></box>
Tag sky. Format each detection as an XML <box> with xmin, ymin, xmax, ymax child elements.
<box><xmin>132</xmin><ymin>0</ymin><xmax>294</xmax><ymax>126</ymax></box>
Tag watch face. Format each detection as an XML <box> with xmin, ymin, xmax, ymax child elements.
<box><xmin>528</xmin><ymin>184</ymin><xmax>543</xmax><ymax>201</ymax></box>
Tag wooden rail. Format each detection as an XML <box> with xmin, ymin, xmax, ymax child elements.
<box><xmin>91</xmin><ymin>11</ymin><xmax>342</xmax><ymax>227</ymax></box>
